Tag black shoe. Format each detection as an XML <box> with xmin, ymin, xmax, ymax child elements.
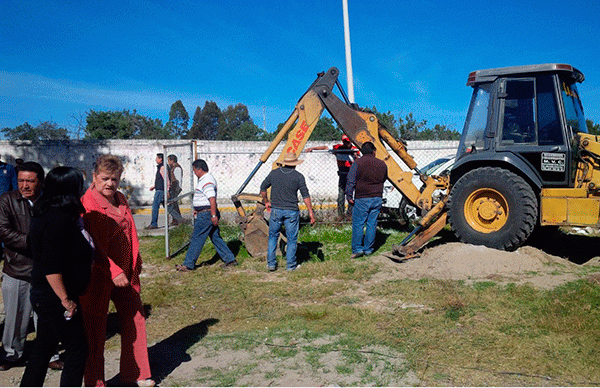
<box><xmin>144</xmin><ymin>225</ymin><xmax>158</xmax><ymax>230</ymax></box>
<box><xmin>0</xmin><ymin>360</ymin><xmax>17</xmax><ymax>371</ymax></box>
<box><xmin>48</xmin><ymin>360</ymin><xmax>64</xmax><ymax>370</ymax></box>
<box><xmin>221</xmin><ymin>260</ymin><xmax>239</xmax><ymax>268</ymax></box>
<box><xmin>175</xmin><ymin>264</ymin><xmax>192</xmax><ymax>272</ymax></box>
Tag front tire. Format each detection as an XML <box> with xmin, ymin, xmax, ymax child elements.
<box><xmin>448</xmin><ymin>167</ymin><xmax>537</xmax><ymax>251</ymax></box>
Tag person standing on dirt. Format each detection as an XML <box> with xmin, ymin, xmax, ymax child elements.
<box><xmin>80</xmin><ymin>155</ymin><xmax>154</xmax><ymax>387</ymax></box>
<box><xmin>20</xmin><ymin>166</ymin><xmax>93</xmax><ymax>387</ymax></box>
<box><xmin>0</xmin><ymin>162</ymin><xmax>50</xmax><ymax>371</ymax></box>
<box><xmin>260</xmin><ymin>153</ymin><xmax>316</xmax><ymax>272</ymax></box>
<box><xmin>346</xmin><ymin>142</ymin><xmax>387</xmax><ymax>258</ymax></box>
<box><xmin>176</xmin><ymin>159</ymin><xmax>238</xmax><ymax>272</ymax></box>
<box><xmin>166</xmin><ymin>154</ymin><xmax>184</xmax><ymax>226</ymax></box>
<box><xmin>306</xmin><ymin>135</ymin><xmax>359</xmax><ymax>218</ymax></box>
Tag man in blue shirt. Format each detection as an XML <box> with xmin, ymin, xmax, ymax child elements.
<box><xmin>0</xmin><ymin>157</ymin><xmax>17</xmax><ymax>196</ymax></box>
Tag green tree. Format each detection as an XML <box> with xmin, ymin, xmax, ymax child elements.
<box><xmin>587</xmin><ymin>119</ymin><xmax>600</xmax><ymax>135</ymax></box>
<box><xmin>188</xmin><ymin>101</ymin><xmax>222</xmax><ymax>140</ymax></box>
<box><xmin>2</xmin><ymin>121</ymin><xmax>69</xmax><ymax>140</ymax></box>
<box><xmin>188</xmin><ymin>106</ymin><xmax>203</xmax><ymax>138</ymax></box>
<box><xmin>85</xmin><ymin>110</ymin><xmax>134</xmax><ymax>139</ymax></box>
<box><xmin>85</xmin><ymin>110</ymin><xmax>170</xmax><ymax>139</ymax></box>
<box><xmin>398</xmin><ymin>113</ymin><xmax>427</xmax><ymax>140</ymax></box>
<box><xmin>259</xmin><ymin>129</ymin><xmax>277</xmax><ymax>142</ymax></box>
<box><xmin>234</xmin><ymin>122</ymin><xmax>269</xmax><ymax>140</ymax></box>
<box><xmin>430</xmin><ymin>124</ymin><xmax>460</xmax><ymax>140</ymax></box>
<box><xmin>132</xmin><ymin>114</ymin><xmax>170</xmax><ymax>139</ymax></box>
<box><xmin>168</xmin><ymin>100</ymin><xmax>189</xmax><ymax>138</ymax></box>
<box><xmin>219</xmin><ymin>103</ymin><xmax>254</xmax><ymax>140</ymax></box>
<box><xmin>311</xmin><ymin>117</ymin><xmax>339</xmax><ymax>140</ymax></box>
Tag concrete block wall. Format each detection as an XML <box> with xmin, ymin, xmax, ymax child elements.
<box><xmin>0</xmin><ymin>139</ymin><xmax>459</xmax><ymax>207</ymax></box>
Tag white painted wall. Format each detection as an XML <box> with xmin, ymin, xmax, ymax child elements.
<box><xmin>0</xmin><ymin>139</ymin><xmax>458</xmax><ymax>207</ymax></box>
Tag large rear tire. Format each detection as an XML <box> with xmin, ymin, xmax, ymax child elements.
<box><xmin>448</xmin><ymin>167</ymin><xmax>537</xmax><ymax>251</ymax></box>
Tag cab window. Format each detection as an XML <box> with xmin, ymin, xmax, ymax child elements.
<box><xmin>561</xmin><ymin>78</ymin><xmax>587</xmax><ymax>136</ymax></box>
<box><xmin>459</xmin><ymin>83</ymin><xmax>491</xmax><ymax>154</ymax></box>
<box><xmin>501</xmin><ymin>80</ymin><xmax>536</xmax><ymax>144</ymax></box>
<box><xmin>537</xmin><ymin>75</ymin><xmax>563</xmax><ymax>146</ymax></box>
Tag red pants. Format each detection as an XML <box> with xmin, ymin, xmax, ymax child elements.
<box><xmin>80</xmin><ymin>273</ymin><xmax>151</xmax><ymax>386</ymax></box>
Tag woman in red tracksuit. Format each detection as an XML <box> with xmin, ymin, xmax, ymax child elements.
<box><xmin>79</xmin><ymin>155</ymin><xmax>154</xmax><ymax>387</ymax></box>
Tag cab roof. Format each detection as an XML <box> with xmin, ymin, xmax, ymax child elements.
<box><xmin>467</xmin><ymin>63</ymin><xmax>584</xmax><ymax>86</ymax></box>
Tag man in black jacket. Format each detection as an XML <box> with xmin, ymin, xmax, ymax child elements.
<box><xmin>145</xmin><ymin>153</ymin><xmax>166</xmax><ymax>230</ymax></box>
<box><xmin>345</xmin><ymin>142</ymin><xmax>388</xmax><ymax>258</ymax></box>
<box><xmin>0</xmin><ymin>162</ymin><xmax>44</xmax><ymax>370</ymax></box>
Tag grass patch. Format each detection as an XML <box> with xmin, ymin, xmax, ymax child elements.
<box><xmin>139</xmin><ymin>223</ymin><xmax>600</xmax><ymax>386</ymax></box>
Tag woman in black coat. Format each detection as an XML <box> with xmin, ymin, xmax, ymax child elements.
<box><xmin>20</xmin><ymin>167</ymin><xmax>94</xmax><ymax>387</ymax></box>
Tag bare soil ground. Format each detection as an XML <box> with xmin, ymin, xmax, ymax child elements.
<box><xmin>1</xmin><ymin>234</ymin><xmax>598</xmax><ymax>386</ymax></box>
<box><xmin>377</xmin><ymin>242</ymin><xmax>590</xmax><ymax>290</ymax></box>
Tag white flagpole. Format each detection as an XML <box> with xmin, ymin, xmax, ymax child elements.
<box><xmin>342</xmin><ymin>0</ymin><xmax>355</xmax><ymax>103</ymax></box>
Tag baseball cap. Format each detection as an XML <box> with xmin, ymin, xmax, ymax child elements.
<box><xmin>341</xmin><ymin>134</ymin><xmax>350</xmax><ymax>142</ymax></box>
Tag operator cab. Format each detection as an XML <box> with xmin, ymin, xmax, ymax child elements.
<box><xmin>456</xmin><ymin>63</ymin><xmax>587</xmax><ymax>188</ymax></box>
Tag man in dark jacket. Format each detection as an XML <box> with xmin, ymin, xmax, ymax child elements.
<box><xmin>145</xmin><ymin>153</ymin><xmax>166</xmax><ymax>230</ymax></box>
<box><xmin>0</xmin><ymin>162</ymin><xmax>44</xmax><ymax>370</ymax></box>
<box><xmin>166</xmin><ymin>154</ymin><xmax>184</xmax><ymax>226</ymax></box>
<box><xmin>345</xmin><ymin>142</ymin><xmax>388</xmax><ymax>258</ymax></box>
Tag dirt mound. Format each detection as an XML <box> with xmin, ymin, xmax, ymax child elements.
<box><xmin>375</xmin><ymin>242</ymin><xmax>586</xmax><ymax>289</ymax></box>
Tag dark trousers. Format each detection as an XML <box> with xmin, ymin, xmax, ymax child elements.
<box><xmin>338</xmin><ymin>172</ymin><xmax>352</xmax><ymax>216</ymax></box>
<box><xmin>20</xmin><ymin>304</ymin><xmax>87</xmax><ymax>387</ymax></box>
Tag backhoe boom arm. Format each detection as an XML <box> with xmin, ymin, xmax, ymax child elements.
<box><xmin>232</xmin><ymin>67</ymin><xmax>450</xmax><ymax>257</ymax></box>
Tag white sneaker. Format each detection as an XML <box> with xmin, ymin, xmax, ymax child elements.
<box><xmin>137</xmin><ymin>379</ymin><xmax>156</xmax><ymax>387</ymax></box>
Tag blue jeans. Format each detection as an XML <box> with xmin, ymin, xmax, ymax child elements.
<box><xmin>150</xmin><ymin>190</ymin><xmax>164</xmax><ymax>227</ymax></box>
<box><xmin>351</xmin><ymin>197</ymin><xmax>383</xmax><ymax>255</ymax></box>
<box><xmin>267</xmin><ymin>208</ymin><xmax>300</xmax><ymax>270</ymax></box>
<box><xmin>183</xmin><ymin>212</ymin><xmax>236</xmax><ymax>269</ymax></box>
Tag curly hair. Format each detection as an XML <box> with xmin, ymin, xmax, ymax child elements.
<box><xmin>94</xmin><ymin>154</ymin><xmax>124</xmax><ymax>175</ymax></box>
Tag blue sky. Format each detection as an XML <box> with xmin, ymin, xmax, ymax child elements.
<box><xmin>2</xmin><ymin>0</ymin><xmax>599</xmax><ymax>137</ymax></box>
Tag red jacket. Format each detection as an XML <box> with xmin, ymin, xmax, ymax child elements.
<box><xmin>81</xmin><ymin>186</ymin><xmax>142</xmax><ymax>292</ymax></box>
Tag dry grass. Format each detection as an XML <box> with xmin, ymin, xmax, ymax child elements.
<box><xmin>136</xmin><ymin>222</ymin><xmax>600</xmax><ymax>386</ymax></box>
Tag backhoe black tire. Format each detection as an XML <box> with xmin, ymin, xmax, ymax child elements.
<box><xmin>448</xmin><ymin>167</ymin><xmax>538</xmax><ymax>251</ymax></box>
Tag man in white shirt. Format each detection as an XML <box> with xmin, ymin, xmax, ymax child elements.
<box><xmin>175</xmin><ymin>159</ymin><xmax>237</xmax><ymax>272</ymax></box>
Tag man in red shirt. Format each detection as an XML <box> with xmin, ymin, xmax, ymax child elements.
<box><xmin>306</xmin><ymin>135</ymin><xmax>359</xmax><ymax>218</ymax></box>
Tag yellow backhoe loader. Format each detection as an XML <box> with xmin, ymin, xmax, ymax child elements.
<box><xmin>232</xmin><ymin>64</ymin><xmax>600</xmax><ymax>258</ymax></box>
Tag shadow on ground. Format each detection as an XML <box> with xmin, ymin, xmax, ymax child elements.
<box><xmin>528</xmin><ymin>229</ymin><xmax>600</xmax><ymax>265</ymax></box>
<box><xmin>106</xmin><ymin>318</ymin><xmax>219</xmax><ymax>386</ymax></box>
<box><xmin>297</xmin><ymin>241</ymin><xmax>324</xmax><ymax>264</ymax></box>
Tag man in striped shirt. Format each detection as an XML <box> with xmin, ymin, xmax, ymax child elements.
<box><xmin>176</xmin><ymin>159</ymin><xmax>237</xmax><ymax>272</ymax></box>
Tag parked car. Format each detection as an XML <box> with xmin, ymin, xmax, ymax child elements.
<box><xmin>381</xmin><ymin>155</ymin><xmax>455</xmax><ymax>224</ymax></box>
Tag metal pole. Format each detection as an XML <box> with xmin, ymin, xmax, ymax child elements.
<box><xmin>342</xmin><ymin>0</ymin><xmax>355</xmax><ymax>104</ymax></box>
<box><xmin>164</xmin><ymin>145</ymin><xmax>169</xmax><ymax>258</ymax></box>
<box><xmin>191</xmin><ymin>141</ymin><xmax>196</xmax><ymax>221</ymax></box>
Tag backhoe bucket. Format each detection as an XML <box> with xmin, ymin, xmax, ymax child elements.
<box><xmin>238</xmin><ymin>203</ymin><xmax>270</xmax><ymax>258</ymax></box>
